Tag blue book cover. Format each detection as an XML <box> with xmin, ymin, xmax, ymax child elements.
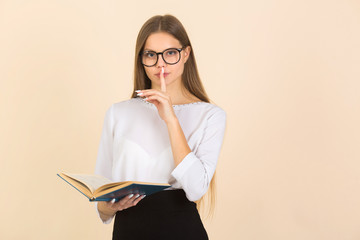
<box><xmin>57</xmin><ymin>173</ymin><xmax>171</xmax><ymax>202</ymax></box>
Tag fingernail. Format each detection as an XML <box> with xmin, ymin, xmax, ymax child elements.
<box><xmin>144</xmin><ymin>97</ymin><xmax>148</xmax><ymax>101</ymax></box>
<box><xmin>141</xmin><ymin>195</ymin><xmax>146</xmax><ymax>199</ymax></box>
<box><xmin>135</xmin><ymin>90</ymin><xmax>141</xmax><ymax>92</ymax></box>
<box><xmin>128</xmin><ymin>194</ymin><xmax>134</xmax><ymax>198</ymax></box>
<box><xmin>137</xmin><ymin>92</ymin><xmax>143</xmax><ymax>96</ymax></box>
<box><xmin>135</xmin><ymin>194</ymin><xmax>140</xmax><ymax>198</ymax></box>
<box><xmin>111</xmin><ymin>198</ymin><xmax>116</xmax><ymax>203</ymax></box>
<box><xmin>161</xmin><ymin>67</ymin><xmax>164</xmax><ymax>74</ymax></box>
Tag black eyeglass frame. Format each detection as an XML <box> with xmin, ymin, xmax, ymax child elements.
<box><xmin>141</xmin><ymin>47</ymin><xmax>185</xmax><ymax>67</ymax></box>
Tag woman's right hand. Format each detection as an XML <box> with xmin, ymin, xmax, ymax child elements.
<box><xmin>98</xmin><ymin>194</ymin><xmax>146</xmax><ymax>220</ymax></box>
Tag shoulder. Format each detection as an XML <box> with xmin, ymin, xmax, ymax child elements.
<box><xmin>100</xmin><ymin>98</ymin><xmax>140</xmax><ymax>122</ymax></box>
<box><xmin>206</xmin><ymin>102</ymin><xmax>226</xmax><ymax>118</ymax></box>
<box><xmin>194</xmin><ymin>102</ymin><xmax>226</xmax><ymax>120</ymax></box>
<box><xmin>190</xmin><ymin>102</ymin><xmax>227</xmax><ymax>136</ymax></box>
<box><xmin>106</xmin><ymin>98</ymin><xmax>142</xmax><ymax>113</ymax></box>
<box><xmin>203</xmin><ymin>103</ymin><xmax>226</xmax><ymax>125</ymax></box>
<box><xmin>178</xmin><ymin>101</ymin><xmax>226</xmax><ymax>126</ymax></box>
<box><xmin>112</xmin><ymin>98</ymin><xmax>138</xmax><ymax>108</ymax></box>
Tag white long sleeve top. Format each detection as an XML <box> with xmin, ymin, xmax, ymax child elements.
<box><xmin>94</xmin><ymin>97</ymin><xmax>226</xmax><ymax>223</ymax></box>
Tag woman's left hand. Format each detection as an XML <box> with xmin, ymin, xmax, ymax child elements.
<box><xmin>136</xmin><ymin>68</ymin><xmax>177</xmax><ymax>124</ymax></box>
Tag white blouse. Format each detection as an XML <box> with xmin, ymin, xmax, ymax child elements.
<box><xmin>94</xmin><ymin>97</ymin><xmax>226</xmax><ymax>223</ymax></box>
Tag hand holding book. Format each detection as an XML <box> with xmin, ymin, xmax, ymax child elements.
<box><xmin>97</xmin><ymin>193</ymin><xmax>145</xmax><ymax>220</ymax></box>
<box><xmin>57</xmin><ymin>172</ymin><xmax>171</xmax><ymax>202</ymax></box>
<box><xmin>57</xmin><ymin>172</ymin><xmax>171</xmax><ymax>223</ymax></box>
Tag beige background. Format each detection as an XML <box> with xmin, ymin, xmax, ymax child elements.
<box><xmin>1</xmin><ymin>0</ymin><xmax>360</xmax><ymax>239</ymax></box>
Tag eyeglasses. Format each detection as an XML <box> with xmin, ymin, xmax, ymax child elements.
<box><xmin>141</xmin><ymin>47</ymin><xmax>184</xmax><ymax>67</ymax></box>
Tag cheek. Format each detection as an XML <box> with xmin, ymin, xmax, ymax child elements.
<box><xmin>144</xmin><ymin>68</ymin><xmax>155</xmax><ymax>79</ymax></box>
<box><xmin>174</xmin><ymin>63</ymin><xmax>185</xmax><ymax>76</ymax></box>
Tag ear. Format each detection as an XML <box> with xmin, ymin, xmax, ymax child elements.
<box><xmin>183</xmin><ymin>46</ymin><xmax>191</xmax><ymax>63</ymax></box>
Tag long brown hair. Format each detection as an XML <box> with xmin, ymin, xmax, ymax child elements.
<box><xmin>131</xmin><ymin>14</ymin><xmax>216</xmax><ymax>219</ymax></box>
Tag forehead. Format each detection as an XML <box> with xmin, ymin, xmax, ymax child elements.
<box><xmin>144</xmin><ymin>32</ymin><xmax>181</xmax><ymax>51</ymax></box>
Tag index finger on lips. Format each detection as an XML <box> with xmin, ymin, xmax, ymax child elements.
<box><xmin>160</xmin><ymin>67</ymin><xmax>166</xmax><ymax>92</ymax></box>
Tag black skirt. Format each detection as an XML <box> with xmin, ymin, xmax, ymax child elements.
<box><xmin>112</xmin><ymin>189</ymin><xmax>209</xmax><ymax>240</ymax></box>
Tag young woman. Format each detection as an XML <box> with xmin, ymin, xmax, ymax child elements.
<box><xmin>95</xmin><ymin>14</ymin><xmax>226</xmax><ymax>240</ymax></box>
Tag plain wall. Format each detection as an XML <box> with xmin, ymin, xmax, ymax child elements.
<box><xmin>1</xmin><ymin>0</ymin><xmax>360</xmax><ymax>239</ymax></box>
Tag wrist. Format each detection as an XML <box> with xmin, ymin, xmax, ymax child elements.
<box><xmin>165</xmin><ymin>115</ymin><xmax>179</xmax><ymax>125</ymax></box>
<box><xmin>98</xmin><ymin>202</ymin><xmax>116</xmax><ymax>217</ymax></box>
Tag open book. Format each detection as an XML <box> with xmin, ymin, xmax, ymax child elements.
<box><xmin>57</xmin><ymin>173</ymin><xmax>171</xmax><ymax>202</ymax></box>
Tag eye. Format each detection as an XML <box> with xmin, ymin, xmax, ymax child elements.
<box><xmin>166</xmin><ymin>50</ymin><xmax>177</xmax><ymax>56</ymax></box>
<box><xmin>144</xmin><ymin>51</ymin><xmax>156</xmax><ymax>58</ymax></box>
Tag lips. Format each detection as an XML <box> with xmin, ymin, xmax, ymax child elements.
<box><xmin>155</xmin><ymin>73</ymin><xmax>169</xmax><ymax>78</ymax></box>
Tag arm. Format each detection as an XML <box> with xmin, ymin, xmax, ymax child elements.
<box><xmin>97</xmin><ymin>201</ymin><xmax>117</xmax><ymax>222</ymax></box>
<box><xmin>169</xmin><ymin>109</ymin><xmax>226</xmax><ymax>201</ymax></box>
<box><xmin>166</xmin><ymin>117</ymin><xmax>191</xmax><ymax>168</ymax></box>
<box><xmin>137</xmin><ymin>67</ymin><xmax>192</xmax><ymax>168</ymax></box>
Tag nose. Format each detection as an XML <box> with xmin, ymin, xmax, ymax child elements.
<box><xmin>155</xmin><ymin>53</ymin><xmax>167</xmax><ymax>68</ymax></box>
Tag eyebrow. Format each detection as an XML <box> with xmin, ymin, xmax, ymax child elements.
<box><xmin>143</xmin><ymin>47</ymin><xmax>181</xmax><ymax>52</ymax></box>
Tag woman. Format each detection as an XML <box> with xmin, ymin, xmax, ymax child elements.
<box><xmin>95</xmin><ymin>14</ymin><xmax>226</xmax><ymax>240</ymax></box>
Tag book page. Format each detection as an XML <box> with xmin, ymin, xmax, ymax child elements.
<box><xmin>64</xmin><ymin>173</ymin><xmax>113</xmax><ymax>192</ymax></box>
